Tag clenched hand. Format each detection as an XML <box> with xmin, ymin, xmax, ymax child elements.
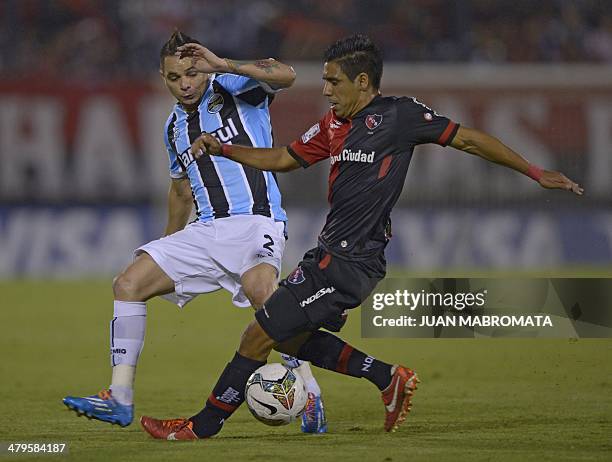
<box><xmin>191</xmin><ymin>133</ymin><xmax>222</xmax><ymax>158</ymax></box>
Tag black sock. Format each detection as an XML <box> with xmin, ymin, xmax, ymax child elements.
<box><xmin>297</xmin><ymin>331</ymin><xmax>392</xmax><ymax>391</ymax></box>
<box><xmin>190</xmin><ymin>352</ymin><xmax>265</xmax><ymax>438</ymax></box>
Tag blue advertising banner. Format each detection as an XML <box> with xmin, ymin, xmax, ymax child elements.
<box><xmin>0</xmin><ymin>206</ymin><xmax>610</xmax><ymax>277</ymax></box>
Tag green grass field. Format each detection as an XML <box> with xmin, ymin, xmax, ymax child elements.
<box><xmin>1</xmin><ymin>280</ymin><xmax>611</xmax><ymax>461</ymax></box>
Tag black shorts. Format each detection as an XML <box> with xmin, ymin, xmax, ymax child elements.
<box><xmin>255</xmin><ymin>246</ymin><xmax>386</xmax><ymax>342</ymax></box>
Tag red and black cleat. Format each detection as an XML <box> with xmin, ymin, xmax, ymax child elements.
<box><xmin>381</xmin><ymin>365</ymin><xmax>419</xmax><ymax>432</ymax></box>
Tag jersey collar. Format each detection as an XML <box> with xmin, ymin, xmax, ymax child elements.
<box><xmin>352</xmin><ymin>94</ymin><xmax>382</xmax><ymax>119</ymax></box>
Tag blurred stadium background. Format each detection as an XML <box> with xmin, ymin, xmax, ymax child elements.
<box><xmin>1</xmin><ymin>2</ymin><xmax>611</xmax><ymax>460</ymax></box>
<box><xmin>1</xmin><ymin>0</ymin><xmax>611</xmax><ymax>276</ymax></box>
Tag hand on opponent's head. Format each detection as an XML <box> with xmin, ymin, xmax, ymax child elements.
<box><xmin>176</xmin><ymin>43</ymin><xmax>228</xmax><ymax>74</ymax></box>
<box><xmin>191</xmin><ymin>133</ymin><xmax>222</xmax><ymax>158</ymax></box>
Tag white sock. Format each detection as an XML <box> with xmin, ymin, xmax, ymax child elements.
<box><xmin>295</xmin><ymin>361</ymin><xmax>321</xmax><ymax>397</ymax></box>
<box><xmin>280</xmin><ymin>354</ymin><xmax>321</xmax><ymax>395</ymax></box>
<box><xmin>280</xmin><ymin>353</ymin><xmax>302</xmax><ymax>369</ymax></box>
<box><xmin>109</xmin><ymin>301</ymin><xmax>146</xmax><ymax>406</ymax></box>
<box><xmin>110</xmin><ymin>365</ymin><xmax>135</xmax><ymax>405</ymax></box>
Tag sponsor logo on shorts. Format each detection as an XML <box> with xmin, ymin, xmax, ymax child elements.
<box><xmin>287</xmin><ymin>266</ymin><xmax>305</xmax><ymax>284</ymax></box>
<box><xmin>111</xmin><ymin>348</ymin><xmax>127</xmax><ymax>354</ymax></box>
<box><xmin>300</xmin><ymin>286</ymin><xmax>335</xmax><ymax>308</ymax></box>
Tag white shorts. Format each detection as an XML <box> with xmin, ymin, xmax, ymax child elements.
<box><xmin>135</xmin><ymin>215</ymin><xmax>286</xmax><ymax>309</ymax></box>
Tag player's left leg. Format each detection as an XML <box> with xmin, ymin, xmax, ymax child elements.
<box><xmin>240</xmin><ymin>262</ymin><xmax>327</xmax><ymax>433</ymax></box>
<box><xmin>63</xmin><ymin>252</ymin><xmax>176</xmax><ymax>426</ymax></box>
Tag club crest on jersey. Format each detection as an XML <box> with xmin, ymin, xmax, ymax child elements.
<box><xmin>287</xmin><ymin>266</ymin><xmax>305</xmax><ymax>284</ymax></box>
<box><xmin>365</xmin><ymin>114</ymin><xmax>383</xmax><ymax>131</ymax></box>
<box><xmin>301</xmin><ymin>123</ymin><xmax>320</xmax><ymax>144</ymax></box>
<box><xmin>207</xmin><ymin>93</ymin><xmax>224</xmax><ymax>113</ymax></box>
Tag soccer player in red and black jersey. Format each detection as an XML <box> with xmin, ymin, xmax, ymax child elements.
<box><xmin>140</xmin><ymin>34</ymin><xmax>583</xmax><ymax>440</ymax></box>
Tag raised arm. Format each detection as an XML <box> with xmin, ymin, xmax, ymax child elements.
<box><xmin>177</xmin><ymin>43</ymin><xmax>296</xmax><ymax>89</ymax></box>
<box><xmin>450</xmin><ymin>126</ymin><xmax>583</xmax><ymax>195</ymax></box>
<box><xmin>191</xmin><ymin>134</ymin><xmax>300</xmax><ymax>172</ymax></box>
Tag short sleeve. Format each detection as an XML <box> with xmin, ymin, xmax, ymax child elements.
<box><xmin>215</xmin><ymin>74</ymin><xmax>276</xmax><ymax>107</ymax></box>
<box><xmin>164</xmin><ymin>115</ymin><xmax>187</xmax><ymax>179</ymax></box>
<box><xmin>166</xmin><ymin>142</ymin><xmax>186</xmax><ymax>179</ymax></box>
<box><xmin>287</xmin><ymin>118</ymin><xmax>330</xmax><ymax>168</ymax></box>
<box><xmin>397</xmin><ymin>97</ymin><xmax>459</xmax><ymax>147</ymax></box>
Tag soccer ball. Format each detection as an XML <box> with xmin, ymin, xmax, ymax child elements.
<box><xmin>245</xmin><ymin>363</ymin><xmax>308</xmax><ymax>426</ymax></box>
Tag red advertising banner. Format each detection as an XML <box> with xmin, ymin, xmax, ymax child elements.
<box><xmin>0</xmin><ymin>66</ymin><xmax>610</xmax><ymax>204</ymax></box>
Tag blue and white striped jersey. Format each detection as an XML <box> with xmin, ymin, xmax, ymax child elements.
<box><xmin>163</xmin><ymin>74</ymin><xmax>287</xmax><ymax>223</ymax></box>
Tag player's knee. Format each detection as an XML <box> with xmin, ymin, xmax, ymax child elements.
<box><xmin>112</xmin><ymin>272</ymin><xmax>143</xmax><ymax>301</ymax></box>
<box><xmin>246</xmin><ymin>284</ymin><xmax>275</xmax><ymax>309</ymax></box>
<box><xmin>242</xmin><ymin>264</ymin><xmax>278</xmax><ymax>309</ymax></box>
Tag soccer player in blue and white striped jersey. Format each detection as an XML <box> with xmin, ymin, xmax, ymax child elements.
<box><xmin>63</xmin><ymin>31</ymin><xmax>327</xmax><ymax>434</ymax></box>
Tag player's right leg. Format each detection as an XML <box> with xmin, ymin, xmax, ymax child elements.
<box><xmin>240</xmin><ymin>261</ymin><xmax>327</xmax><ymax>433</ymax></box>
<box><xmin>255</xmin><ymin>252</ymin><xmax>419</xmax><ymax>433</ymax></box>
<box><xmin>63</xmin><ymin>252</ymin><xmax>175</xmax><ymax>426</ymax></box>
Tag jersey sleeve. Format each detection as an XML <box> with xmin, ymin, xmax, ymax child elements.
<box><xmin>287</xmin><ymin>118</ymin><xmax>330</xmax><ymax>168</ymax></box>
<box><xmin>397</xmin><ymin>97</ymin><xmax>460</xmax><ymax>147</ymax></box>
<box><xmin>164</xmin><ymin>119</ymin><xmax>187</xmax><ymax>179</ymax></box>
<box><xmin>216</xmin><ymin>74</ymin><xmax>277</xmax><ymax>107</ymax></box>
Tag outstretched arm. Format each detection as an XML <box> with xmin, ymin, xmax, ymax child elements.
<box><xmin>176</xmin><ymin>43</ymin><xmax>296</xmax><ymax>89</ymax></box>
<box><xmin>191</xmin><ymin>133</ymin><xmax>300</xmax><ymax>172</ymax></box>
<box><xmin>450</xmin><ymin>126</ymin><xmax>583</xmax><ymax>195</ymax></box>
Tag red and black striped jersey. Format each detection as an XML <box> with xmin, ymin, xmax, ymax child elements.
<box><xmin>287</xmin><ymin>95</ymin><xmax>459</xmax><ymax>260</ymax></box>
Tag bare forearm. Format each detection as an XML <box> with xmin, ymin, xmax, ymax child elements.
<box><xmin>224</xmin><ymin>58</ymin><xmax>296</xmax><ymax>89</ymax></box>
<box><xmin>191</xmin><ymin>133</ymin><xmax>300</xmax><ymax>171</ymax></box>
<box><xmin>175</xmin><ymin>43</ymin><xmax>296</xmax><ymax>89</ymax></box>
<box><xmin>222</xmin><ymin>145</ymin><xmax>297</xmax><ymax>172</ymax></box>
<box><xmin>450</xmin><ymin>126</ymin><xmax>583</xmax><ymax>194</ymax></box>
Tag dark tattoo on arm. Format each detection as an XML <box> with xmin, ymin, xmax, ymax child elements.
<box><xmin>254</xmin><ymin>60</ymin><xmax>281</xmax><ymax>74</ymax></box>
<box><xmin>225</xmin><ymin>59</ymin><xmax>281</xmax><ymax>75</ymax></box>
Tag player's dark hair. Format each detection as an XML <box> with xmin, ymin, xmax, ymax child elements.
<box><xmin>323</xmin><ymin>34</ymin><xmax>383</xmax><ymax>89</ymax></box>
<box><xmin>160</xmin><ymin>30</ymin><xmax>201</xmax><ymax>68</ymax></box>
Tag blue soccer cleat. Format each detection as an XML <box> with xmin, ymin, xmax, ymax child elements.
<box><xmin>301</xmin><ymin>392</ymin><xmax>327</xmax><ymax>433</ymax></box>
<box><xmin>63</xmin><ymin>389</ymin><xmax>133</xmax><ymax>427</ymax></box>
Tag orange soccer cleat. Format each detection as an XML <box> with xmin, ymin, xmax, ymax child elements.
<box><xmin>140</xmin><ymin>416</ymin><xmax>199</xmax><ymax>440</ymax></box>
<box><xmin>381</xmin><ymin>365</ymin><xmax>419</xmax><ymax>432</ymax></box>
